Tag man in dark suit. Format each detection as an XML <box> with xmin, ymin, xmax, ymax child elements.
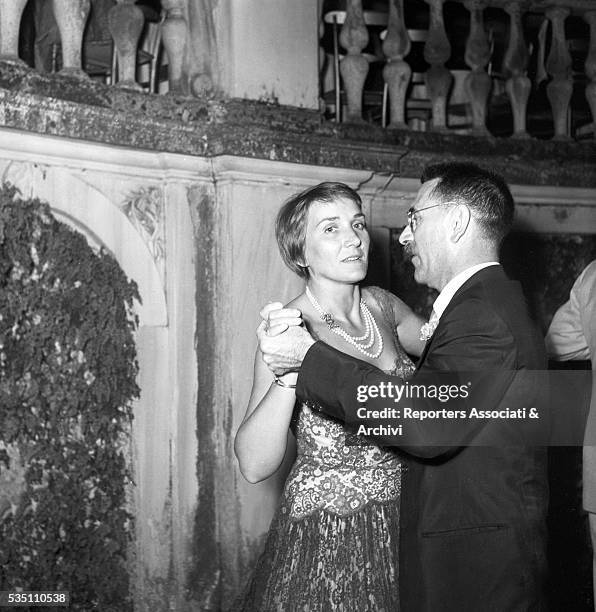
<box><xmin>258</xmin><ymin>162</ymin><xmax>548</xmax><ymax>611</ymax></box>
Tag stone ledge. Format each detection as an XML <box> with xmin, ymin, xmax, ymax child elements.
<box><xmin>1</xmin><ymin>62</ymin><xmax>595</xmax><ymax>187</ymax></box>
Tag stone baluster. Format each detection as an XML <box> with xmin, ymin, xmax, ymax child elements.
<box><xmin>424</xmin><ymin>0</ymin><xmax>452</xmax><ymax>131</ymax></box>
<box><xmin>503</xmin><ymin>2</ymin><xmax>531</xmax><ymax>138</ymax></box>
<box><xmin>339</xmin><ymin>0</ymin><xmax>369</xmax><ymax>123</ymax></box>
<box><xmin>383</xmin><ymin>0</ymin><xmax>411</xmax><ymax>129</ymax></box>
<box><xmin>463</xmin><ymin>1</ymin><xmax>491</xmax><ymax>135</ymax></box>
<box><xmin>584</xmin><ymin>11</ymin><xmax>596</xmax><ymax>139</ymax></box>
<box><xmin>107</xmin><ymin>0</ymin><xmax>145</xmax><ymax>90</ymax></box>
<box><xmin>545</xmin><ymin>7</ymin><xmax>572</xmax><ymax>140</ymax></box>
<box><xmin>51</xmin><ymin>0</ymin><xmax>91</xmax><ymax>77</ymax></box>
<box><xmin>318</xmin><ymin>0</ymin><xmax>326</xmax><ymax>112</ymax></box>
<box><xmin>162</xmin><ymin>0</ymin><xmax>188</xmax><ymax>95</ymax></box>
<box><xmin>0</xmin><ymin>0</ymin><xmax>28</xmax><ymax>63</ymax></box>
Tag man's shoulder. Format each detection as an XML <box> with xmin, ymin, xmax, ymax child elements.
<box><xmin>443</xmin><ymin>271</ymin><xmax>535</xmax><ymax>334</ymax></box>
<box><xmin>454</xmin><ymin>278</ymin><xmax>529</xmax><ymax>325</ymax></box>
<box><xmin>448</xmin><ymin>268</ymin><xmax>521</xmax><ymax>316</ymax></box>
<box><xmin>443</xmin><ymin>273</ymin><xmax>545</xmax><ymax>367</ymax></box>
<box><xmin>441</xmin><ymin>293</ymin><xmax>510</xmax><ymax>334</ymax></box>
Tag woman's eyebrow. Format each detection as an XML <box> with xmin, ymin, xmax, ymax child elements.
<box><xmin>315</xmin><ymin>216</ymin><xmax>339</xmax><ymax>227</ymax></box>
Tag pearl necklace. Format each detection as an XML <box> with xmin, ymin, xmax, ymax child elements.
<box><xmin>305</xmin><ymin>286</ymin><xmax>383</xmax><ymax>359</ymax></box>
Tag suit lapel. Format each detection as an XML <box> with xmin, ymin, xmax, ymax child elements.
<box><xmin>415</xmin><ymin>265</ymin><xmax>507</xmax><ymax>370</ymax></box>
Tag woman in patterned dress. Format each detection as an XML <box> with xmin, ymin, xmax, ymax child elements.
<box><xmin>234</xmin><ymin>182</ymin><xmax>426</xmax><ymax>611</ymax></box>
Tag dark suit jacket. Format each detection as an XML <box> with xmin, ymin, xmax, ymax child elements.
<box><xmin>296</xmin><ymin>265</ymin><xmax>549</xmax><ymax>611</ymax></box>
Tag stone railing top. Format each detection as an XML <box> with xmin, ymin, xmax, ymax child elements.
<box><xmin>0</xmin><ymin>62</ymin><xmax>594</xmax><ymax>188</ymax></box>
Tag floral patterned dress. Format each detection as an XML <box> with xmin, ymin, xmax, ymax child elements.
<box><xmin>236</xmin><ymin>289</ymin><xmax>415</xmax><ymax>612</ymax></box>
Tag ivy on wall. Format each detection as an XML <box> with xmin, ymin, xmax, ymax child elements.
<box><xmin>0</xmin><ymin>184</ymin><xmax>140</xmax><ymax>611</ymax></box>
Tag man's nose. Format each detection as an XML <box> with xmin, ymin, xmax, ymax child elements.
<box><xmin>399</xmin><ymin>225</ymin><xmax>413</xmax><ymax>245</ymax></box>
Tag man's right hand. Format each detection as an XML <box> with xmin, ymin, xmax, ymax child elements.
<box><xmin>257</xmin><ymin>302</ymin><xmax>316</xmax><ymax>376</ymax></box>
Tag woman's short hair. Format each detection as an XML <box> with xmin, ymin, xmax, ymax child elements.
<box><xmin>275</xmin><ymin>182</ymin><xmax>363</xmax><ymax>279</ymax></box>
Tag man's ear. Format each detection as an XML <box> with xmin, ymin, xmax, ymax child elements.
<box><xmin>449</xmin><ymin>204</ymin><xmax>471</xmax><ymax>243</ymax></box>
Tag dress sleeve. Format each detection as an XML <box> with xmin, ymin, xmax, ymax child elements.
<box><xmin>363</xmin><ymin>286</ymin><xmax>398</xmax><ymax>330</ymax></box>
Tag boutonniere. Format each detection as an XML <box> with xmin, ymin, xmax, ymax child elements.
<box><xmin>419</xmin><ymin>319</ymin><xmax>439</xmax><ymax>342</ymax></box>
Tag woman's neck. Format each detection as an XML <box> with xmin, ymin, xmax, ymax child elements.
<box><xmin>306</xmin><ymin>280</ymin><xmax>362</xmax><ymax>325</ymax></box>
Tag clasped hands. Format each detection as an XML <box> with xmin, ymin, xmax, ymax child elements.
<box><xmin>257</xmin><ymin>302</ymin><xmax>316</xmax><ymax>377</ymax></box>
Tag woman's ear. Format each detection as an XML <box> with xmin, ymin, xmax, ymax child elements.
<box><xmin>298</xmin><ymin>247</ymin><xmax>308</xmax><ymax>269</ymax></box>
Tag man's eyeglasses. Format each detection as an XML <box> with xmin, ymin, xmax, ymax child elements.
<box><xmin>406</xmin><ymin>201</ymin><xmax>457</xmax><ymax>233</ymax></box>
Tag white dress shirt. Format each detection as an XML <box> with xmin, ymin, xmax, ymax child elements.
<box><xmin>431</xmin><ymin>262</ymin><xmax>500</xmax><ymax>321</ymax></box>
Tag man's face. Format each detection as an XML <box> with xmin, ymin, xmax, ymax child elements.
<box><xmin>398</xmin><ymin>178</ymin><xmax>449</xmax><ymax>290</ymax></box>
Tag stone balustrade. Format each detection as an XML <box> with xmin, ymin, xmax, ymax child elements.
<box><xmin>323</xmin><ymin>0</ymin><xmax>596</xmax><ymax>140</ymax></box>
<box><xmin>0</xmin><ymin>0</ymin><xmax>594</xmax><ymax>141</ymax></box>
<box><xmin>0</xmin><ymin>0</ymin><xmax>172</xmax><ymax>91</ymax></box>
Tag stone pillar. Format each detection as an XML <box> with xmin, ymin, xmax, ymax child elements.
<box><xmin>584</xmin><ymin>11</ymin><xmax>596</xmax><ymax>139</ymax></box>
<box><xmin>339</xmin><ymin>0</ymin><xmax>369</xmax><ymax>123</ymax></box>
<box><xmin>424</xmin><ymin>0</ymin><xmax>452</xmax><ymax>131</ymax></box>
<box><xmin>383</xmin><ymin>0</ymin><xmax>411</xmax><ymax>129</ymax></box>
<box><xmin>107</xmin><ymin>0</ymin><xmax>145</xmax><ymax>90</ymax></box>
<box><xmin>545</xmin><ymin>6</ymin><xmax>573</xmax><ymax>140</ymax></box>
<box><xmin>0</xmin><ymin>0</ymin><xmax>28</xmax><ymax>63</ymax></box>
<box><xmin>463</xmin><ymin>0</ymin><xmax>491</xmax><ymax>135</ymax></box>
<box><xmin>211</xmin><ymin>0</ymin><xmax>319</xmax><ymax>107</ymax></box>
<box><xmin>503</xmin><ymin>2</ymin><xmax>531</xmax><ymax>138</ymax></box>
<box><xmin>162</xmin><ymin>0</ymin><xmax>188</xmax><ymax>95</ymax></box>
<box><xmin>51</xmin><ymin>0</ymin><xmax>91</xmax><ymax>77</ymax></box>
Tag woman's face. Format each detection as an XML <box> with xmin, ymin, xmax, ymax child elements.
<box><xmin>302</xmin><ymin>196</ymin><xmax>370</xmax><ymax>284</ymax></box>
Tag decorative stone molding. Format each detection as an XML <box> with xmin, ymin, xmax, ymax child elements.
<box><xmin>369</xmin><ymin>173</ymin><xmax>596</xmax><ymax>235</ymax></box>
<box><xmin>0</xmin><ymin>158</ymin><xmax>167</xmax><ymax>327</ymax></box>
<box><xmin>120</xmin><ymin>186</ymin><xmax>165</xmax><ymax>271</ymax></box>
<box><xmin>0</xmin><ymin>77</ymin><xmax>594</xmax><ymax>187</ymax></box>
